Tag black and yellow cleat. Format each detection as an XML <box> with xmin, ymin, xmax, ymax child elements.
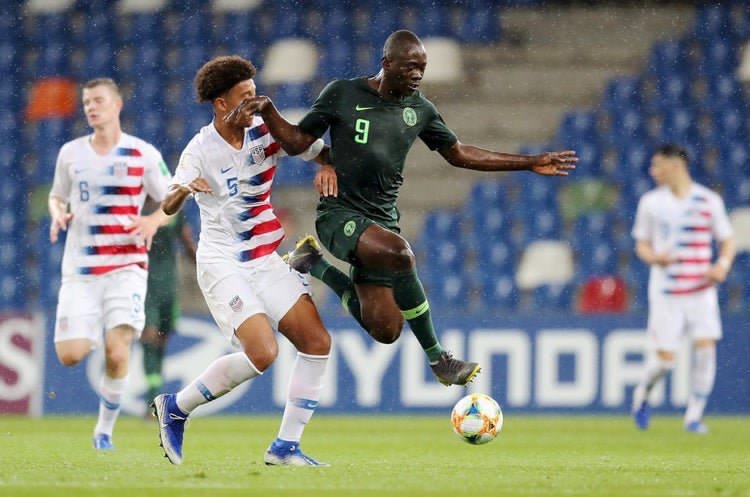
<box><xmin>283</xmin><ymin>234</ymin><xmax>323</xmax><ymax>273</ymax></box>
<box><xmin>430</xmin><ymin>351</ymin><xmax>481</xmax><ymax>386</ymax></box>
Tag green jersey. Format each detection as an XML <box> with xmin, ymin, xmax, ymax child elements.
<box><xmin>299</xmin><ymin>77</ymin><xmax>458</xmax><ymax>225</ymax></box>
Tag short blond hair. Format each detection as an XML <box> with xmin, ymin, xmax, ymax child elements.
<box><xmin>83</xmin><ymin>77</ymin><xmax>122</xmax><ymax>97</ymax></box>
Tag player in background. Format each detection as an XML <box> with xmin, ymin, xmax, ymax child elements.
<box><xmin>48</xmin><ymin>78</ymin><xmax>172</xmax><ymax>450</ymax></box>
<box><xmin>630</xmin><ymin>144</ymin><xmax>735</xmax><ymax>434</ymax></box>
<box><xmin>152</xmin><ymin>55</ymin><xmax>331</xmax><ymax>466</ymax></box>
<box><xmin>140</xmin><ymin>204</ymin><xmax>196</xmax><ymax>413</ymax></box>
<box><xmin>230</xmin><ymin>29</ymin><xmax>577</xmax><ymax>386</ymax></box>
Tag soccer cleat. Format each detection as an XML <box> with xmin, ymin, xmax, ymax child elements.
<box><xmin>93</xmin><ymin>433</ymin><xmax>114</xmax><ymax>450</ymax></box>
<box><xmin>264</xmin><ymin>439</ymin><xmax>329</xmax><ymax>467</ymax></box>
<box><xmin>283</xmin><ymin>235</ymin><xmax>323</xmax><ymax>273</ymax></box>
<box><xmin>685</xmin><ymin>421</ymin><xmax>709</xmax><ymax>434</ymax></box>
<box><xmin>152</xmin><ymin>393</ymin><xmax>188</xmax><ymax>465</ymax></box>
<box><xmin>632</xmin><ymin>401</ymin><xmax>650</xmax><ymax>430</ymax></box>
<box><xmin>430</xmin><ymin>351</ymin><xmax>481</xmax><ymax>386</ymax></box>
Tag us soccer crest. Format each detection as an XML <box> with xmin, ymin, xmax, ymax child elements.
<box><xmin>249</xmin><ymin>144</ymin><xmax>265</xmax><ymax>164</ymax></box>
<box><xmin>112</xmin><ymin>161</ymin><xmax>128</xmax><ymax>177</ymax></box>
<box><xmin>229</xmin><ymin>295</ymin><xmax>243</xmax><ymax>312</ymax></box>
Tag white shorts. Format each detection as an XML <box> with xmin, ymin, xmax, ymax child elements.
<box><xmin>196</xmin><ymin>252</ymin><xmax>311</xmax><ymax>343</ymax></box>
<box><xmin>54</xmin><ymin>267</ymin><xmax>147</xmax><ymax>345</ymax></box>
<box><xmin>647</xmin><ymin>286</ymin><xmax>722</xmax><ymax>351</ymax></box>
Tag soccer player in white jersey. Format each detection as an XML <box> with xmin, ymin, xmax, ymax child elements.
<box><xmin>48</xmin><ymin>78</ymin><xmax>172</xmax><ymax>450</ymax></box>
<box><xmin>630</xmin><ymin>144</ymin><xmax>736</xmax><ymax>434</ymax></box>
<box><xmin>152</xmin><ymin>55</ymin><xmax>332</xmax><ymax>466</ymax></box>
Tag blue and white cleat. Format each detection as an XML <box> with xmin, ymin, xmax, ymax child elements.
<box><xmin>264</xmin><ymin>439</ymin><xmax>329</xmax><ymax>467</ymax></box>
<box><xmin>93</xmin><ymin>433</ymin><xmax>114</xmax><ymax>450</ymax></box>
<box><xmin>685</xmin><ymin>421</ymin><xmax>709</xmax><ymax>434</ymax></box>
<box><xmin>632</xmin><ymin>400</ymin><xmax>650</xmax><ymax>430</ymax></box>
<box><xmin>152</xmin><ymin>393</ymin><xmax>188</xmax><ymax>465</ymax></box>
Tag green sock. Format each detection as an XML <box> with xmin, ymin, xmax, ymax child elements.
<box><xmin>142</xmin><ymin>343</ymin><xmax>164</xmax><ymax>403</ymax></box>
<box><xmin>145</xmin><ymin>374</ymin><xmax>163</xmax><ymax>404</ymax></box>
<box><xmin>310</xmin><ymin>260</ymin><xmax>365</xmax><ymax>328</ymax></box>
<box><xmin>391</xmin><ymin>269</ymin><xmax>443</xmax><ymax>363</ymax></box>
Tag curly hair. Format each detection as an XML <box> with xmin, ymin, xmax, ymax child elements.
<box><xmin>194</xmin><ymin>55</ymin><xmax>257</xmax><ymax>103</ymax></box>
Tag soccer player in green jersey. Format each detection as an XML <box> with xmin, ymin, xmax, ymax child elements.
<box><xmin>232</xmin><ymin>30</ymin><xmax>577</xmax><ymax>386</ymax></box>
<box><xmin>141</xmin><ymin>206</ymin><xmax>196</xmax><ymax>412</ymax></box>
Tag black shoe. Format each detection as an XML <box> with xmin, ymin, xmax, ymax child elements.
<box><xmin>283</xmin><ymin>235</ymin><xmax>323</xmax><ymax>273</ymax></box>
<box><xmin>430</xmin><ymin>351</ymin><xmax>481</xmax><ymax>386</ymax></box>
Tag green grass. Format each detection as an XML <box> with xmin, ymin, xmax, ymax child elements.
<box><xmin>0</xmin><ymin>415</ymin><xmax>748</xmax><ymax>497</ymax></box>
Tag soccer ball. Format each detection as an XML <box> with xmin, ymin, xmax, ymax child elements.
<box><xmin>450</xmin><ymin>393</ymin><xmax>503</xmax><ymax>445</ymax></box>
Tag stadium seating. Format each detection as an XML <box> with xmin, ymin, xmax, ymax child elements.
<box><xmin>477</xmin><ymin>273</ymin><xmax>520</xmax><ymax>312</ymax></box>
<box><xmin>4</xmin><ymin>1</ymin><xmax>750</xmax><ymax>316</ymax></box>
<box><xmin>420</xmin><ymin>37</ymin><xmax>463</xmax><ymax>84</ymax></box>
<box><xmin>428</xmin><ymin>274</ymin><xmax>473</xmax><ymax>312</ymax></box>
<box><xmin>577</xmin><ymin>275</ymin><xmax>628</xmax><ymax>314</ymax></box>
<box><xmin>261</xmin><ymin>38</ymin><xmax>318</xmax><ymax>85</ymax></box>
<box><xmin>515</xmin><ymin>240</ymin><xmax>574</xmax><ymax>291</ymax></box>
<box><xmin>692</xmin><ymin>3</ymin><xmax>736</xmax><ymax>43</ymax></box>
<box><xmin>601</xmin><ymin>76</ymin><xmax>642</xmax><ymax>114</ymax></box>
<box><xmin>453</xmin><ymin>4</ymin><xmax>501</xmax><ymax>44</ymax></box>
<box><xmin>533</xmin><ymin>282</ymin><xmax>575</xmax><ymax>312</ymax></box>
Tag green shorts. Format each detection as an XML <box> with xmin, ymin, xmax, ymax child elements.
<box><xmin>144</xmin><ymin>288</ymin><xmax>179</xmax><ymax>333</ymax></box>
<box><xmin>315</xmin><ymin>207</ymin><xmax>398</xmax><ymax>287</ymax></box>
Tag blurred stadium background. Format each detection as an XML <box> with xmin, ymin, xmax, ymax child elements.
<box><xmin>0</xmin><ymin>0</ymin><xmax>749</xmax><ymax>417</ymax></box>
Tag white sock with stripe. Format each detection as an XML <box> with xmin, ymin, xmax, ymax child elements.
<box><xmin>632</xmin><ymin>352</ymin><xmax>673</xmax><ymax>411</ymax></box>
<box><xmin>276</xmin><ymin>352</ymin><xmax>328</xmax><ymax>442</ymax></box>
<box><xmin>176</xmin><ymin>352</ymin><xmax>261</xmax><ymax>414</ymax></box>
<box><xmin>684</xmin><ymin>345</ymin><xmax>716</xmax><ymax>425</ymax></box>
<box><xmin>94</xmin><ymin>374</ymin><xmax>127</xmax><ymax>436</ymax></box>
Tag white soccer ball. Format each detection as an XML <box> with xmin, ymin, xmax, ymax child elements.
<box><xmin>450</xmin><ymin>393</ymin><xmax>503</xmax><ymax>445</ymax></box>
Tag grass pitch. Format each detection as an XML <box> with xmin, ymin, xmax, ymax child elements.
<box><xmin>0</xmin><ymin>415</ymin><xmax>748</xmax><ymax>497</ymax></box>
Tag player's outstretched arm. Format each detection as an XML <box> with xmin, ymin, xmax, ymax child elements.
<box><xmin>439</xmin><ymin>142</ymin><xmax>577</xmax><ymax>176</ymax></box>
<box><xmin>161</xmin><ymin>178</ymin><xmax>212</xmax><ymax>216</ymax></box>
<box><xmin>225</xmin><ymin>96</ymin><xmax>317</xmax><ymax>156</ymax></box>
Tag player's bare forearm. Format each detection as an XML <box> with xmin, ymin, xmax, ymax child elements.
<box><xmin>231</xmin><ymin>96</ymin><xmax>317</xmax><ymax>155</ymax></box>
<box><xmin>440</xmin><ymin>142</ymin><xmax>577</xmax><ymax>176</ymax></box>
<box><xmin>161</xmin><ymin>185</ymin><xmax>191</xmax><ymax>215</ymax></box>
<box><xmin>48</xmin><ymin>195</ymin><xmax>66</xmax><ymax>219</ymax></box>
<box><xmin>148</xmin><ymin>206</ymin><xmax>172</xmax><ymax>227</ymax></box>
<box><xmin>707</xmin><ymin>237</ymin><xmax>736</xmax><ymax>283</ymax></box>
<box><xmin>717</xmin><ymin>237</ymin><xmax>736</xmax><ymax>266</ymax></box>
<box><xmin>263</xmin><ymin>107</ymin><xmax>317</xmax><ymax>155</ymax></box>
<box><xmin>635</xmin><ymin>240</ymin><xmax>657</xmax><ymax>265</ymax></box>
<box><xmin>312</xmin><ymin>145</ymin><xmax>330</xmax><ymax>166</ymax></box>
<box><xmin>635</xmin><ymin>240</ymin><xmax>673</xmax><ymax>266</ymax></box>
<box><xmin>162</xmin><ymin>178</ymin><xmax>212</xmax><ymax>215</ymax></box>
<box><xmin>48</xmin><ymin>194</ymin><xmax>73</xmax><ymax>242</ymax></box>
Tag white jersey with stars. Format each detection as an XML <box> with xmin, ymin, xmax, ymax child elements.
<box><xmin>49</xmin><ymin>133</ymin><xmax>171</xmax><ymax>280</ymax></box>
<box><xmin>632</xmin><ymin>183</ymin><xmax>733</xmax><ymax>296</ymax></box>
<box><xmin>172</xmin><ymin>117</ymin><xmax>322</xmax><ymax>266</ymax></box>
